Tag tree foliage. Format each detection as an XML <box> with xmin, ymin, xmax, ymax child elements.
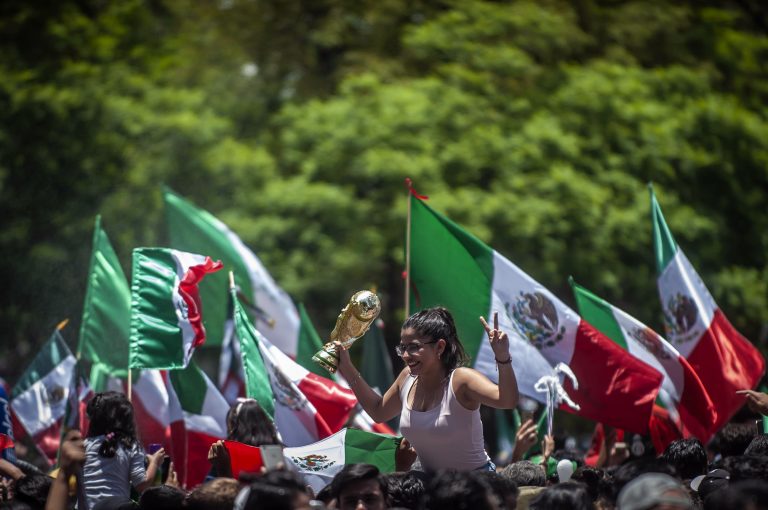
<box><xmin>1</xmin><ymin>0</ymin><xmax>767</xmax><ymax>382</ymax></box>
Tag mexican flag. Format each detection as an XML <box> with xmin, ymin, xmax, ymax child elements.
<box><xmin>285</xmin><ymin>428</ymin><xmax>399</xmax><ymax>493</ymax></box>
<box><xmin>651</xmin><ymin>188</ymin><xmax>765</xmax><ymax>430</ymax></box>
<box><xmin>165</xmin><ymin>189</ymin><xmax>320</xmax><ymax>366</ymax></box>
<box><xmin>11</xmin><ymin>328</ymin><xmax>76</xmax><ymax>465</ymax></box>
<box><xmin>78</xmin><ymin>216</ymin><xmax>131</xmax><ymax>388</ymax></box>
<box><xmin>233</xmin><ymin>287</ymin><xmax>356</xmax><ymax>446</ymax></box>
<box><xmin>129</xmin><ymin>248</ymin><xmax>223</xmax><ymax>369</ymax></box>
<box><xmin>167</xmin><ymin>362</ymin><xmax>229</xmax><ymax>488</ymax></box>
<box><xmin>572</xmin><ymin>280</ymin><xmax>717</xmax><ymax>442</ymax></box>
<box><xmin>409</xmin><ymin>196</ymin><xmax>663</xmax><ymax>433</ymax></box>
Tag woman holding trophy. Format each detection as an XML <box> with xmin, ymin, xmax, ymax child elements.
<box><xmin>320</xmin><ymin>294</ymin><xmax>518</xmax><ymax>472</ymax></box>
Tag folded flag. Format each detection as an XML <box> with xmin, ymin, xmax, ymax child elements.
<box><xmin>285</xmin><ymin>428</ymin><xmax>399</xmax><ymax>493</ymax></box>
<box><xmin>224</xmin><ymin>440</ymin><xmax>265</xmax><ymax>479</ymax></box>
<box><xmin>130</xmin><ymin>248</ymin><xmax>223</xmax><ymax>369</ymax></box>
<box><xmin>0</xmin><ymin>380</ymin><xmax>16</xmax><ymax>462</ymax></box>
<box><xmin>572</xmin><ymin>279</ymin><xmax>717</xmax><ymax>442</ymax></box>
<box><xmin>167</xmin><ymin>362</ymin><xmax>228</xmax><ymax>488</ymax></box>
<box><xmin>409</xmin><ymin>195</ymin><xmax>663</xmax><ymax>433</ymax></box>
<box><xmin>651</xmin><ymin>188</ymin><xmax>765</xmax><ymax>430</ymax></box>
<box><xmin>233</xmin><ymin>286</ymin><xmax>356</xmax><ymax>445</ymax></box>
<box><xmin>11</xmin><ymin>328</ymin><xmax>76</xmax><ymax>465</ymax></box>
<box><xmin>218</xmin><ymin>292</ymin><xmax>246</xmax><ymax>405</ymax></box>
<box><xmin>79</xmin><ymin>216</ymin><xmax>131</xmax><ymax>387</ymax></box>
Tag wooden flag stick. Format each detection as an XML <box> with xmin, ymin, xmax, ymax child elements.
<box><xmin>229</xmin><ymin>271</ymin><xmax>235</xmax><ymax>290</ymax></box>
<box><xmin>127</xmin><ymin>368</ymin><xmax>132</xmax><ymax>402</ymax></box>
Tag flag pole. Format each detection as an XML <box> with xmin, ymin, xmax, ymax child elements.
<box><xmin>404</xmin><ymin>181</ymin><xmax>412</xmax><ymax>321</ymax></box>
<box><xmin>229</xmin><ymin>271</ymin><xmax>235</xmax><ymax>291</ymax></box>
<box><xmin>127</xmin><ymin>369</ymin><xmax>132</xmax><ymax>402</ymax></box>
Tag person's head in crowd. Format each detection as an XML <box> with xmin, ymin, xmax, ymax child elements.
<box><xmin>529</xmin><ymin>481</ymin><xmax>592</xmax><ymax>510</ymax></box>
<box><xmin>703</xmin><ymin>479</ymin><xmax>768</xmax><ymax>510</ymax></box>
<box><xmin>86</xmin><ymin>392</ymin><xmax>139</xmax><ymax>457</ymax></box>
<box><xmin>314</xmin><ymin>484</ymin><xmax>333</xmax><ymax>505</ymax></box>
<box><xmin>744</xmin><ymin>434</ymin><xmax>768</xmax><ymax>456</ymax></box>
<box><xmin>0</xmin><ymin>502</ymin><xmax>34</xmax><ymax>510</ymax></box>
<box><xmin>329</xmin><ymin>464</ymin><xmax>387</xmax><ymax>510</ymax></box>
<box><xmin>237</xmin><ymin>470</ymin><xmax>312</xmax><ymax>510</ymax></box>
<box><xmin>420</xmin><ymin>470</ymin><xmax>497</xmax><ymax>510</ymax></box>
<box><xmin>617</xmin><ymin>473</ymin><xmax>693</xmax><ymax>510</ymax></box>
<box><xmin>226</xmin><ymin>398</ymin><xmax>280</xmax><ymax>447</ymax></box>
<box><xmin>722</xmin><ymin>454</ymin><xmax>768</xmax><ymax>482</ymax></box>
<box><xmin>571</xmin><ymin>466</ymin><xmax>607</xmax><ymax>503</ymax></box>
<box><xmin>12</xmin><ymin>474</ymin><xmax>51</xmax><ymax>508</ymax></box>
<box><xmin>608</xmin><ymin>458</ymin><xmax>678</xmax><ymax>505</ymax></box>
<box><xmin>500</xmin><ymin>460</ymin><xmax>546</xmax><ymax>487</ymax></box>
<box><xmin>401</xmin><ymin>307</ymin><xmax>470</xmax><ymax>373</ymax></box>
<box><xmin>714</xmin><ymin>423</ymin><xmax>756</xmax><ymax>459</ymax></box>
<box><xmin>185</xmin><ymin>477</ymin><xmax>240</xmax><ymax>510</ymax></box>
<box><xmin>477</xmin><ymin>471</ymin><xmax>518</xmax><ymax>509</ymax></box>
<box><xmin>690</xmin><ymin>468</ymin><xmax>729</xmax><ymax>505</ymax></box>
<box><xmin>661</xmin><ymin>438</ymin><xmax>707</xmax><ymax>480</ymax></box>
<box><xmin>381</xmin><ymin>472</ymin><xmax>425</xmax><ymax>509</ymax></box>
<box><xmin>138</xmin><ymin>484</ymin><xmax>186</xmax><ymax>510</ymax></box>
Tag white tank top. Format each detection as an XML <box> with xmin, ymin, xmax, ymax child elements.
<box><xmin>399</xmin><ymin>370</ymin><xmax>489</xmax><ymax>471</ymax></box>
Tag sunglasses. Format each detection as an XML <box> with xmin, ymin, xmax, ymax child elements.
<box><xmin>395</xmin><ymin>339</ymin><xmax>438</xmax><ymax>356</ymax></box>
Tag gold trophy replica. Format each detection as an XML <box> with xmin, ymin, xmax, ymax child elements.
<box><xmin>312</xmin><ymin>290</ymin><xmax>381</xmax><ymax>373</ymax></box>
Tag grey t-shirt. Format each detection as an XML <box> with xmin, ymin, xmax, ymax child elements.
<box><xmin>82</xmin><ymin>436</ymin><xmax>146</xmax><ymax>510</ymax></box>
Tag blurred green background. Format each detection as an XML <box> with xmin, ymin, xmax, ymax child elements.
<box><xmin>1</xmin><ymin>0</ymin><xmax>767</xmax><ymax>383</ymax></box>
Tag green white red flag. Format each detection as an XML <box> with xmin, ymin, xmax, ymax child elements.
<box><xmin>11</xmin><ymin>328</ymin><xmax>76</xmax><ymax>465</ymax></box>
<box><xmin>129</xmin><ymin>248</ymin><xmax>223</xmax><ymax>369</ymax></box>
<box><xmin>232</xmin><ymin>286</ymin><xmax>357</xmax><ymax>446</ymax></box>
<box><xmin>167</xmin><ymin>362</ymin><xmax>229</xmax><ymax>488</ymax></box>
<box><xmin>651</xmin><ymin>188</ymin><xmax>765</xmax><ymax>431</ymax></box>
<box><xmin>285</xmin><ymin>428</ymin><xmax>399</xmax><ymax>493</ymax></box>
<box><xmin>409</xmin><ymin>195</ymin><xmax>663</xmax><ymax>433</ymax></box>
<box><xmin>572</xmin><ymin>280</ymin><xmax>717</xmax><ymax>442</ymax></box>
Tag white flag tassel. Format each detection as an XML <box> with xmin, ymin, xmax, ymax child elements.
<box><xmin>534</xmin><ymin>362</ymin><xmax>580</xmax><ymax>436</ymax></box>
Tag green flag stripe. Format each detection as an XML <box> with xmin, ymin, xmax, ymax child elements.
<box><xmin>295</xmin><ymin>303</ymin><xmax>327</xmax><ymax>378</ymax></box>
<box><xmin>12</xmin><ymin>331</ymin><xmax>72</xmax><ymax>397</ymax></box>
<box><xmin>164</xmin><ymin>188</ymin><xmax>256</xmax><ymax>347</ymax></box>
<box><xmin>571</xmin><ymin>280</ymin><xmax>628</xmax><ymax>350</ymax></box>
<box><xmin>343</xmin><ymin>428</ymin><xmax>398</xmax><ymax>471</ymax></box>
<box><xmin>78</xmin><ymin>216</ymin><xmax>130</xmax><ymax>378</ymax></box>
<box><xmin>129</xmin><ymin>248</ymin><xmax>184</xmax><ymax>368</ymax></box>
<box><xmin>169</xmin><ymin>362</ymin><xmax>208</xmax><ymax>414</ymax></box>
<box><xmin>232</xmin><ymin>288</ymin><xmax>275</xmax><ymax>418</ymax></box>
<box><xmin>409</xmin><ymin>197</ymin><xmax>493</xmax><ymax>359</ymax></box>
<box><xmin>649</xmin><ymin>186</ymin><xmax>678</xmax><ymax>273</ymax></box>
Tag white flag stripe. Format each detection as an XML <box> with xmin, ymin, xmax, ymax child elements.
<box><xmin>12</xmin><ymin>356</ymin><xmax>76</xmax><ymax>436</ymax></box>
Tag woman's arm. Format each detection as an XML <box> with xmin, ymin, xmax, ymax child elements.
<box><xmin>337</xmin><ymin>344</ymin><xmax>406</xmax><ymax>423</ymax></box>
<box><xmin>455</xmin><ymin>313</ymin><xmax>519</xmax><ymax>409</ymax></box>
<box><xmin>135</xmin><ymin>448</ymin><xmax>164</xmax><ymax>493</ymax></box>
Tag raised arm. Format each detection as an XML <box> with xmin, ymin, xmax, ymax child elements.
<box><xmin>455</xmin><ymin>312</ymin><xmax>519</xmax><ymax>409</ymax></box>
<box><xmin>336</xmin><ymin>343</ymin><xmax>406</xmax><ymax>423</ymax></box>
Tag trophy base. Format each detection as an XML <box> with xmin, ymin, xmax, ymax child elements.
<box><xmin>312</xmin><ymin>346</ymin><xmax>339</xmax><ymax>374</ymax></box>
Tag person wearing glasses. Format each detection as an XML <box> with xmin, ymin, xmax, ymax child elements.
<box><xmin>336</xmin><ymin>306</ymin><xmax>518</xmax><ymax>472</ymax></box>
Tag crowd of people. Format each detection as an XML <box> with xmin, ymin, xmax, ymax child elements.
<box><xmin>2</xmin><ymin>307</ymin><xmax>768</xmax><ymax>509</ymax></box>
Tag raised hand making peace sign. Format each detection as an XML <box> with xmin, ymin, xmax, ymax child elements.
<box><xmin>480</xmin><ymin>311</ymin><xmax>511</xmax><ymax>364</ymax></box>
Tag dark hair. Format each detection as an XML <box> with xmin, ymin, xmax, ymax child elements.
<box><xmin>744</xmin><ymin>434</ymin><xmax>768</xmax><ymax>456</ymax></box>
<box><xmin>529</xmin><ymin>481</ymin><xmax>592</xmax><ymax>510</ymax></box>
<box><xmin>13</xmin><ymin>474</ymin><xmax>52</xmax><ymax>508</ymax></box>
<box><xmin>476</xmin><ymin>471</ymin><xmax>518</xmax><ymax>508</ymax></box>
<box><xmin>500</xmin><ymin>460</ymin><xmax>546</xmax><ymax>487</ymax></box>
<box><xmin>241</xmin><ymin>470</ymin><xmax>309</xmax><ymax>510</ymax></box>
<box><xmin>0</xmin><ymin>502</ymin><xmax>34</xmax><ymax>510</ymax></box>
<box><xmin>713</xmin><ymin>423</ymin><xmax>756</xmax><ymax>458</ymax></box>
<box><xmin>382</xmin><ymin>472</ymin><xmax>426</xmax><ymax>509</ymax></box>
<box><xmin>420</xmin><ymin>470</ymin><xmax>495</xmax><ymax>510</ymax></box>
<box><xmin>184</xmin><ymin>478</ymin><xmax>240</xmax><ymax>510</ymax></box>
<box><xmin>226</xmin><ymin>399</ymin><xmax>280</xmax><ymax>446</ymax></box>
<box><xmin>86</xmin><ymin>392</ymin><xmax>139</xmax><ymax>457</ymax></box>
<box><xmin>138</xmin><ymin>485</ymin><xmax>186</xmax><ymax>510</ymax></box>
<box><xmin>608</xmin><ymin>458</ymin><xmax>677</xmax><ymax>504</ymax></box>
<box><xmin>722</xmin><ymin>454</ymin><xmax>768</xmax><ymax>482</ymax></box>
<box><xmin>571</xmin><ymin>466</ymin><xmax>606</xmax><ymax>502</ymax></box>
<box><xmin>329</xmin><ymin>464</ymin><xmax>386</xmax><ymax>501</ymax></box>
<box><xmin>662</xmin><ymin>438</ymin><xmax>707</xmax><ymax>479</ymax></box>
<box><xmin>704</xmin><ymin>480</ymin><xmax>768</xmax><ymax>510</ymax></box>
<box><xmin>402</xmin><ymin>307</ymin><xmax>470</xmax><ymax>371</ymax></box>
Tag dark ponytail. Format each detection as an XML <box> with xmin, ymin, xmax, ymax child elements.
<box><xmin>402</xmin><ymin>307</ymin><xmax>470</xmax><ymax>370</ymax></box>
<box><xmin>86</xmin><ymin>391</ymin><xmax>139</xmax><ymax>457</ymax></box>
